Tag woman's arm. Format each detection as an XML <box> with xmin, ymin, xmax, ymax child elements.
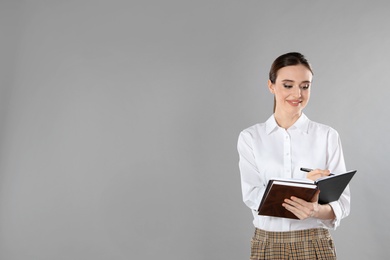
<box><xmin>237</xmin><ymin>131</ymin><xmax>266</xmax><ymax>211</ymax></box>
<box><xmin>282</xmin><ymin>189</ymin><xmax>336</xmax><ymax>220</ymax></box>
<box><xmin>283</xmin><ymin>129</ymin><xmax>350</xmax><ymax>226</ymax></box>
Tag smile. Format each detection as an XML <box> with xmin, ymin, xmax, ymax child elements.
<box><xmin>287</xmin><ymin>100</ymin><xmax>302</xmax><ymax>106</ymax></box>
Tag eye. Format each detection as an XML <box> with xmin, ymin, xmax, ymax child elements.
<box><xmin>283</xmin><ymin>84</ymin><xmax>293</xmax><ymax>89</ymax></box>
<box><xmin>300</xmin><ymin>84</ymin><xmax>310</xmax><ymax>90</ymax></box>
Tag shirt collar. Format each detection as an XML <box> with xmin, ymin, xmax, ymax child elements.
<box><xmin>265</xmin><ymin>113</ymin><xmax>310</xmax><ymax>135</ymax></box>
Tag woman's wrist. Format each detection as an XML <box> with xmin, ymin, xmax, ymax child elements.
<box><xmin>315</xmin><ymin>204</ymin><xmax>336</xmax><ymax>220</ymax></box>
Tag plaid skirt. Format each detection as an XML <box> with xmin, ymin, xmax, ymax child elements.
<box><xmin>250</xmin><ymin>228</ymin><xmax>336</xmax><ymax>260</ymax></box>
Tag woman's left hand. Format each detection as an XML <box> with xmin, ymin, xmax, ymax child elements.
<box><xmin>282</xmin><ymin>190</ymin><xmax>320</xmax><ymax>219</ymax></box>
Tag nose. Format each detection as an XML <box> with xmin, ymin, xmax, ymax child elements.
<box><xmin>294</xmin><ymin>86</ymin><xmax>302</xmax><ymax>97</ymax></box>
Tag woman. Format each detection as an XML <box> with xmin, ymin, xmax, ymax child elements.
<box><xmin>237</xmin><ymin>52</ymin><xmax>350</xmax><ymax>259</ymax></box>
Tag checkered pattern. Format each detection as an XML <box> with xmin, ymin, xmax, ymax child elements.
<box><xmin>250</xmin><ymin>228</ymin><xmax>336</xmax><ymax>260</ymax></box>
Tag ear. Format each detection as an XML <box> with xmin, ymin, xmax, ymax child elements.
<box><xmin>268</xmin><ymin>80</ymin><xmax>275</xmax><ymax>94</ymax></box>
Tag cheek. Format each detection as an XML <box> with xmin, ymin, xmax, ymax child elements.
<box><xmin>275</xmin><ymin>88</ymin><xmax>289</xmax><ymax>98</ymax></box>
<box><xmin>274</xmin><ymin>92</ymin><xmax>285</xmax><ymax>102</ymax></box>
<box><xmin>301</xmin><ymin>93</ymin><xmax>310</xmax><ymax>105</ymax></box>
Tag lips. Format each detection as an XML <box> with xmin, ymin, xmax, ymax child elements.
<box><xmin>287</xmin><ymin>100</ymin><xmax>302</xmax><ymax>106</ymax></box>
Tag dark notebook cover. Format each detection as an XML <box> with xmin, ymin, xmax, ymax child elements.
<box><xmin>258</xmin><ymin>180</ymin><xmax>318</xmax><ymax>219</ymax></box>
<box><xmin>316</xmin><ymin>170</ymin><xmax>357</xmax><ymax>204</ymax></box>
<box><xmin>258</xmin><ymin>170</ymin><xmax>357</xmax><ymax>219</ymax></box>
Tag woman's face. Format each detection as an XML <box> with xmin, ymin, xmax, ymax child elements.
<box><xmin>268</xmin><ymin>64</ymin><xmax>313</xmax><ymax>116</ymax></box>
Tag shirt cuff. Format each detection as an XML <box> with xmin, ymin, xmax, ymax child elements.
<box><xmin>328</xmin><ymin>201</ymin><xmax>342</xmax><ymax>229</ymax></box>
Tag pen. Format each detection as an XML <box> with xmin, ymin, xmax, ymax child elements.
<box><xmin>300</xmin><ymin>168</ymin><xmax>334</xmax><ymax>176</ymax></box>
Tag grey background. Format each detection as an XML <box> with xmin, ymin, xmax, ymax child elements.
<box><xmin>0</xmin><ymin>1</ymin><xmax>388</xmax><ymax>259</ymax></box>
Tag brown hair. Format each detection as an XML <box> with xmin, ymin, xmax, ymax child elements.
<box><xmin>269</xmin><ymin>52</ymin><xmax>313</xmax><ymax>112</ymax></box>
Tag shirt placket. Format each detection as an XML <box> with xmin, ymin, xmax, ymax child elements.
<box><xmin>283</xmin><ymin>131</ymin><xmax>292</xmax><ymax>178</ymax></box>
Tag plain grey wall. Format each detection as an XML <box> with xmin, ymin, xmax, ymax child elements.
<box><xmin>1</xmin><ymin>1</ymin><xmax>389</xmax><ymax>259</ymax></box>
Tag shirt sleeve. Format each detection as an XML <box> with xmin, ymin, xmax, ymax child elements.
<box><xmin>237</xmin><ymin>130</ymin><xmax>267</xmax><ymax>212</ymax></box>
<box><xmin>322</xmin><ymin>129</ymin><xmax>351</xmax><ymax>229</ymax></box>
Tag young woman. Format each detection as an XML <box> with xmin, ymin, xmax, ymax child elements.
<box><xmin>237</xmin><ymin>52</ymin><xmax>350</xmax><ymax>259</ymax></box>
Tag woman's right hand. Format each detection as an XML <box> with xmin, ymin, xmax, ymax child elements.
<box><xmin>306</xmin><ymin>169</ymin><xmax>331</xmax><ymax>181</ymax></box>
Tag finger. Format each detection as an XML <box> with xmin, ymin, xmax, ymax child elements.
<box><xmin>282</xmin><ymin>202</ymin><xmax>310</xmax><ymax>220</ymax></box>
<box><xmin>283</xmin><ymin>199</ymin><xmax>307</xmax><ymax>215</ymax></box>
<box><xmin>284</xmin><ymin>199</ymin><xmax>315</xmax><ymax>219</ymax></box>
<box><xmin>291</xmin><ymin>196</ymin><xmax>318</xmax><ymax>217</ymax></box>
<box><xmin>289</xmin><ymin>196</ymin><xmax>315</xmax><ymax>208</ymax></box>
<box><xmin>319</xmin><ymin>169</ymin><xmax>331</xmax><ymax>177</ymax></box>
<box><xmin>282</xmin><ymin>203</ymin><xmax>304</xmax><ymax>219</ymax></box>
<box><xmin>306</xmin><ymin>171</ymin><xmax>322</xmax><ymax>181</ymax></box>
<box><xmin>307</xmin><ymin>169</ymin><xmax>331</xmax><ymax>180</ymax></box>
<box><xmin>283</xmin><ymin>198</ymin><xmax>302</xmax><ymax>208</ymax></box>
<box><xmin>285</xmin><ymin>198</ymin><xmax>313</xmax><ymax>215</ymax></box>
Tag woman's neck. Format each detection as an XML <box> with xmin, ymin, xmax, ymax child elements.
<box><xmin>274</xmin><ymin>110</ymin><xmax>302</xmax><ymax>129</ymax></box>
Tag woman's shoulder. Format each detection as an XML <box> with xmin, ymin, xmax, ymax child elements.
<box><xmin>241</xmin><ymin>122</ymin><xmax>266</xmax><ymax>132</ymax></box>
<box><xmin>240</xmin><ymin>115</ymin><xmax>275</xmax><ymax>135</ymax></box>
<box><xmin>237</xmin><ymin>123</ymin><xmax>266</xmax><ymax>147</ymax></box>
<box><xmin>307</xmin><ymin>119</ymin><xmax>339</xmax><ymax>135</ymax></box>
<box><xmin>238</xmin><ymin>123</ymin><xmax>265</xmax><ymax>143</ymax></box>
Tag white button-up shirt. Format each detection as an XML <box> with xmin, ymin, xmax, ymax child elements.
<box><xmin>237</xmin><ymin>113</ymin><xmax>350</xmax><ymax>231</ymax></box>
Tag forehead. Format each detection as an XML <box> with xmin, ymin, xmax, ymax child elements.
<box><xmin>276</xmin><ymin>65</ymin><xmax>313</xmax><ymax>82</ymax></box>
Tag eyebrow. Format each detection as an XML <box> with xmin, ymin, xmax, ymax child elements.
<box><xmin>281</xmin><ymin>79</ymin><xmax>311</xmax><ymax>84</ymax></box>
